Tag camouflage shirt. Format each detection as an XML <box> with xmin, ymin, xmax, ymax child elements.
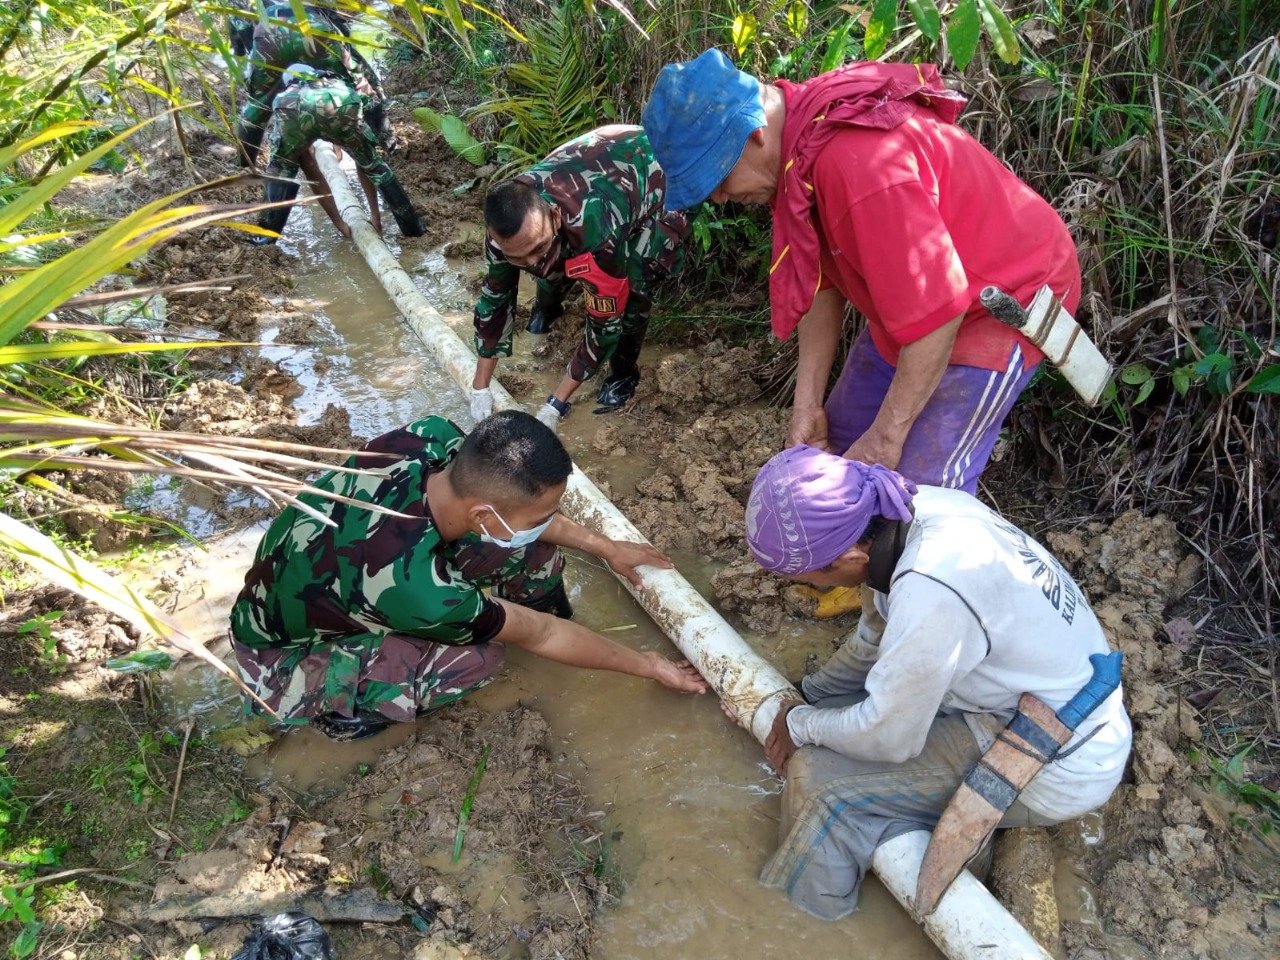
<box><xmin>230</xmin><ymin>417</ymin><xmax>506</xmax><ymax>651</ymax></box>
<box><xmin>473</xmin><ymin>126</ymin><xmax>688</xmax><ymax>375</ymax></box>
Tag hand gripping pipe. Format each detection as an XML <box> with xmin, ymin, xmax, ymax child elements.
<box><xmin>311</xmin><ymin>144</ymin><xmax>1054</xmax><ymax>960</ymax></box>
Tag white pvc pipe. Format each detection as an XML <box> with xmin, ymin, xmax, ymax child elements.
<box><xmin>310</xmin><ymin>144</ymin><xmax>1053</xmax><ymax>960</ymax></box>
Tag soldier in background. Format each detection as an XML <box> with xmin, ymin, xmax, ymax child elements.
<box><xmin>251</xmin><ymin>64</ymin><xmax>424</xmax><ymax>244</ymax></box>
<box><xmin>231</xmin><ymin>4</ymin><xmax>395</xmax><ymax>168</ymax></box>
<box><xmin>469</xmin><ymin>126</ymin><xmax>689</xmax><ymax>432</ymax></box>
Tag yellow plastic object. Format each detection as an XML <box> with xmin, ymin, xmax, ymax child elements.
<box><xmin>783</xmin><ymin>584</ymin><xmax>862</xmax><ymax>620</ymax></box>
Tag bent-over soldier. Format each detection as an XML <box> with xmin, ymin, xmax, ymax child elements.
<box><xmin>469</xmin><ymin>125</ymin><xmax>689</xmax><ymax>432</ymax></box>
<box><xmin>233</xmin><ymin>4</ymin><xmax>395</xmax><ymax>168</ymax></box>
<box><xmin>252</xmin><ymin>65</ymin><xmax>424</xmax><ymax>243</ymax></box>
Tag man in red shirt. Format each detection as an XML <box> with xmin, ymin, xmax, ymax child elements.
<box><xmin>642</xmin><ymin>50</ymin><xmax>1080</xmax><ymax>493</ymax></box>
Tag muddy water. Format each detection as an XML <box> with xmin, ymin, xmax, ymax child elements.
<box><xmin>155</xmin><ymin>202</ymin><xmax>941</xmax><ymax>959</ymax></box>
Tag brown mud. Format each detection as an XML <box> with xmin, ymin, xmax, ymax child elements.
<box><xmin>5</xmin><ymin>58</ymin><xmax>1278</xmax><ymax>960</ymax></box>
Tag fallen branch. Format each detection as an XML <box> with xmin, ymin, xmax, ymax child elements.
<box><xmin>0</xmin><ymin>863</ymin><xmax>152</xmax><ymax>892</ymax></box>
<box><xmin>167</xmin><ymin>717</ymin><xmax>195</xmax><ymax>829</ymax></box>
<box><xmin>141</xmin><ymin>889</ymin><xmax>408</xmax><ymax>923</ymax></box>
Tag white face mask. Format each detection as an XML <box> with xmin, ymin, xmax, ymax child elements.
<box><xmin>478</xmin><ymin>504</ymin><xmax>553</xmax><ymax>549</ymax></box>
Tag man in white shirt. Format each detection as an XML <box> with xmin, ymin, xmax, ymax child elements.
<box><xmin>741</xmin><ymin>445</ymin><xmax>1131</xmax><ymax>919</ymax></box>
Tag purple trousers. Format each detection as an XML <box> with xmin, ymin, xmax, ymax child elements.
<box><xmin>826</xmin><ymin>331</ymin><xmax>1038</xmax><ymax>495</ymax></box>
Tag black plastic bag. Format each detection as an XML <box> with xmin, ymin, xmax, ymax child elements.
<box><xmin>231</xmin><ymin>912</ymin><xmax>336</xmax><ymax>960</ymax></box>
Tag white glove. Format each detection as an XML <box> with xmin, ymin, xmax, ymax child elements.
<box><xmin>470</xmin><ymin>387</ymin><xmax>494</xmax><ymax>421</ymax></box>
<box><xmin>535</xmin><ymin>402</ymin><xmax>562</xmax><ymax>432</ymax></box>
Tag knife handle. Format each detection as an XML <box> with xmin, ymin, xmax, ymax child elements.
<box><xmin>1057</xmin><ymin>651</ymin><xmax>1123</xmax><ymax>731</ymax></box>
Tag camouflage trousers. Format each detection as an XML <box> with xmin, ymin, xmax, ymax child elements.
<box><xmin>266</xmin><ymin>81</ymin><xmax>394</xmax><ymax>185</ymax></box>
<box><xmin>554</xmin><ymin>210</ymin><xmax>687</xmax><ymax>381</ymax></box>
<box><xmin>232</xmin><ymin>538</ymin><xmax>564</xmax><ymax>724</ymax></box>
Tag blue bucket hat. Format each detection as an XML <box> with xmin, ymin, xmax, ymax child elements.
<box><xmin>642</xmin><ymin>49</ymin><xmax>766</xmax><ymax>210</ymax></box>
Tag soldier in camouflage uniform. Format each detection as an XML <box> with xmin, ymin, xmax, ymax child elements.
<box><xmin>232</xmin><ymin>4</ymin><xmax>395</xmax><ymax>169</ymax></box>
<box><xmin>253</xmin><ymin>65</ymin><xmax>424</xmax><ymax>243</ymax></box>
<box><xmin>230</xmin><ymin>411</ymin><xmax>706</xmax><ymax>740</ymax></box>
<box><xmin>469</xmin><ymin>125</ymin><xmax>690</xmax><ymax>432</ymax></box>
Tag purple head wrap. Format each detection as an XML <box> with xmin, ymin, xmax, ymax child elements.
<box><xmin>745</xmin><ymin>446</ymin><xmax>917</xmax><ymax>575</ymax></box>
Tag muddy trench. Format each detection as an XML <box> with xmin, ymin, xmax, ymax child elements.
<box><xmin>1</xmin><ymin>89</ymin><xmax>1276</xmax><ymax>960</ymax></box>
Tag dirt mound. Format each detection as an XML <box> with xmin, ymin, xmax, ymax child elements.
<box><xmin>709</xmin><ymin>556</ymin><xmax>787</xmax><ymax>635</ymax></box>
<box><xmin>145</xmin><ymin>705</ymin><xmax>605</xmax><ymax>960</ymax></box>
<box><xmin>645</xmin><ymin>341</ymin><xmax>767</xmax><ymax>413</ymax></box>
<box><xmin>991</xmin><ymin>511</ymin><xmax>1279</xmax><ymax>959</ymax></box>
<box><xmin>612</xmin><ymin>342</ymin><xmax>786</xmax><ymax>559</ymax></box>
<box><xmin>384</xmin><ymin>102</ymin><xmax>488</xmax><ymax>248</ymax></box>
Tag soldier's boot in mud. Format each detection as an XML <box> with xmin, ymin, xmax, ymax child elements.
<box><xmin>526</xmin><ymin>294</ymin><xmax>564</xmax><ymax>335</ymax></box>
<box><xmin>518</xmin><ymin>583</ymin><xmax>574</xmax><ymax>621</ymax></box>
<box><xmin>312</xmin><ymin>711</ymin><xmax>391</xmax><ymax>742</ymax></box>
<box><xmin>235</xmin><ymin>123</ymin><xmax>266</xmax><ymax>168</ymax></box>
<box><xmin>593</xmin><ymin>328</ymin><xmax>643</xmax><ymax>412</ymax></box>
<box><xmin>249</xmin><ymin>177</ymin><xmax>300</xmax><ymax>245</ymax></box>
<box><xmin>782</xmin><ymin>584</ymin><xmax>863</xmax><ymax>620</ymax></box>
<box><xmin>377</xmin><ymin>179</ymin><xmax>426</xmax><ymax>237</ymax></box>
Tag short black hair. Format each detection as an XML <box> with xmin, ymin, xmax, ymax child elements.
<box><xmin>484</xmin><ymin>179</ymin><xmax>547</xmax><ymax>239</ymax></box>
<box><xmin>450</xmin><ymin>410</ymin><xmax>572</xmax><ymax>502</ymax></box>
<box><xmin>858</xmin><ymin>515</ymin><xmax>888</xmax><ymax>547</ymax></box>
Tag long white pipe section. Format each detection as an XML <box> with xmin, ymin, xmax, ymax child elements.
<box><xmin>310</xmin><ymin>144</ymin><xmax>1053</xmax><ymax>960</ymax></box>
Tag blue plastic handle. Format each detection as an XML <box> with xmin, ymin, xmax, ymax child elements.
<box><xmin>1056</xmin><ymin>651</ymin><xmax>1124</xmax><ymax>731</ymax></box>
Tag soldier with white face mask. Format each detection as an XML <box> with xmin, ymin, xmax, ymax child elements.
<box><xmin>231</xmin><ymin>411</ymin><xmax>706</xmax><ymax>741</ymax></box>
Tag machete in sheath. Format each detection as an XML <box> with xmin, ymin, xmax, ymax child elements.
<box><xmin>914</xmin><ymin>650</ymin><xmax>1124</xmax><ymax>916</ymax></box>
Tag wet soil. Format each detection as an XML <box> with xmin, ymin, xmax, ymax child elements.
<box><xmin>566</xmin><ymin>363</ymin><xmax>1280</xmax><ymax>959</ymax></box>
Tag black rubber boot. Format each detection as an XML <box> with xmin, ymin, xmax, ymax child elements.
<box><xmin>526</xmin><ymin>297</ymin><xmax>564</xmax><ymax>335</ymax></box>
<box><xmin>593</xmin><ymin>370</ymin><xmax>639</xmax><ymax>411</ymax></box>
<box><xmin>518</xmin><ymin>584</ymin><xmax>574</xmax><ymax>620</ymax></box>
<box><xmin>594</xmin><ymin>327</ymin><xmax>643</xmax><ymax>412</ymax></box>
<box><xmin>250</xmin><ymin>177</ymin><xmax>300</xmax><ymax>245</ymax></box>
<box><xmin>377</xmin><ymin>178</ymin><xmax>425</xmax><ymax>237</ymax></box>
<box><xmin>236</xmin><ymin>123</ymin><xmax>266</xmax><ymax>168</ymax></box>
<box><xmin>364</xmin><ymin>100</ymin><xmax>398</xmax><ymax>154</ymax></box>
<box><xmin>311</xmin><ymin>711</ymin><xmax>391</xmax><ymax>742</ymax></box>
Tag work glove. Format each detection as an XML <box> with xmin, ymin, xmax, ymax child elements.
<box><xmin>470</xmin><ymin>387</ymin><xmax>494</xmax><ymax>421</ymax></box>
<box><xmin>535</xmin><ymin>402</ymin><xmax>562</xmax><ymax>433</ymax></box>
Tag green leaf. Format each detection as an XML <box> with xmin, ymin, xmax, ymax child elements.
<box><xmin>1171</xmin><ymin>366</ymin><xmax>1192</xmax><ymax>396</ymax></box>
<box><xmin>1119</xmin><ymin>363</ymin><xmax>1152</xmax><ymax>385</ymax></box>
<box><xmin>864</xmin><ymin>0</ymin><xmax>898</xmax><ymax>60</ymax></box>
<box><xmin>439</xmin><ymin>115</ymin><xmax>486</xmax><ymax>166</ymax></box>
<box><xmin>443</xmin><ymin>0</ymin><xmax>475</xmax><ymax>57</ymax></box>
<box><xmin>452</xmin><ymin>743</ymin><xmax>490</xmax><ymax>862</ymax></box>
<box><xmin>412</xmin><ymin>108</ymin><xmax>485</xmax><ymax>166</ymax></box>
<box><xmin>821</xmin><ymin>22</ymin><xmax>852</xmax><ymax>72</ymax></box>
<box><xmin>786</xmin><ymin>1</ymin><xmax>809</xmax><ymax>38</ymax></box>
<box><xmin>948</xmin><ymin>0</ymin><xmax>982</xmax><ymax>70</ymax></box>
<box><xmin>1135</xmin><ymin>378</ymin><xmax>1155</xmax><ymax>405</ymax></box>
<box><xmin>1224</xmin><ymin>748</ymin><xmax>1249</xmax><ymax>784</ymax></box>
<box><xmin>412</xmin><ymin>107</ymin><xmax>443</xmax><ymax>134</ymax></box>
<box><xmin>105</xmin><ymin>650</ymin><xmax>174</xmax><ymax>673</ymax></box>
<box><xmin>906</xmin><ymin>0</ymin><xmax>942</xmax><ymax>42</ymax></box>
<box><xmin>732</xmin><ymin>13</ymin><xmax>758</xmax><ymax>57</ymax></box>
<box><xmin>1233</xmin><ymin>329</ymin><xmax>1263</xmax><ymax>359</ymax></box>
<box><xmin>977</xmin><ymin>0</ymin><xmax>1020</xmax><ymax>64</ymax></box>
<box><xmin>1244</xmin><ymin>365</ymin><xmax>1280</xmax><ymax>394</ymax></box>
<box><xmin>1193</xmin><ymin>353</ymin><xmax>1232</xmax><ymax>378</ymax></box>
<box><xmin>13</xmin><ymin>920</ymin><xmax>41</xmax><ymax>958</ymax></box>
